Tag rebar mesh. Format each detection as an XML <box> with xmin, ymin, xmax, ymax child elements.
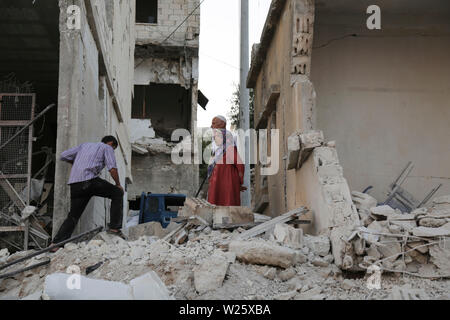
<box><xmin>0</xmin><ymin>93</ymin><xmax>34</xmax><ymax>212</ymax></box>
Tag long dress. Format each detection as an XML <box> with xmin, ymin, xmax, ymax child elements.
<box><xmin>207</xmin><ymin>144</ymin><xmax>245</xmax><ymax>206</ymax></box>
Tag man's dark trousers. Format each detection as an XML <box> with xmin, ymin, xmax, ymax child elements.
<box><xmin>53</xmin><ymin>177</ymin><xmax>124</xmax><ymax>244</ymax></box>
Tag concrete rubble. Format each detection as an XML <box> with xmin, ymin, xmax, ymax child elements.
<box><xmin>1</xmin><ymin>197</ymin><xmax>449</xmax><ymax>300</ymax></box>
<box><xmin>351</xmin><ymin>193</ymin><xmax>450</xmax><ymax>278</ymax></box>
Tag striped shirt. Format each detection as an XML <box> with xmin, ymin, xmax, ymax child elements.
<box><xmin>61</xmin><ymin>142</ymin><xmax>117</xmax><ymax>185</ymax></box>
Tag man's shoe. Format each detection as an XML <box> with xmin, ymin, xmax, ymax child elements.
<box><xmin>106</xmin><ymin>229</ymin><xmax>127</xmax><ymax>240</ymax></box>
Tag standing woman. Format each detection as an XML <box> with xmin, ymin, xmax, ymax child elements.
<box><xmin>207</xmin><ymin>116</ymin><xmax>246</xmax><ymax>206</ymax></box>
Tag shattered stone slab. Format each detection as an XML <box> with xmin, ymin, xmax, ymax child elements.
<box><xmin>212</xmin><ymin>206</ymin><xmax>254</xmax><ymax>229</ymax></box>
<box><xmin>194</xmin><ymin>251</ymin><xmax>230</xmax><ymax>294</ymax></box>
<box><xmin>178</xmin><ymin>198</ymin><xmax>216</xmax><ymax>225</ymax></box>
<box><xmin>271</xmin><ymin>223</ymin><xmax>303</xmax><ymax>249</ymax></box>
<box><xmin>412</xmin><ymin>222</ymin><xmax>450</xmax><ymax>237</ymax></box>
<box><xmin>287</xmin><ymin>130</ymin><xmax>324</xmax><ymax>170</ymax></box>
<box><xmin>304</xmin><ymin>234</ymin><xmax>330</xmax><ymax>257</ymax></box>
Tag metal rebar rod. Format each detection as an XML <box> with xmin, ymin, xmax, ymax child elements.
<box><xmin>0</xmin><ymin>103</ymin><xmax>55</xmax><ymax>152</ymax></box>
<box><xmin>0</xmin><ymin>259</ymin><xmax>50</xmax><ymax>280</ymax></box>
<box><xmin>0</xmin><ymin>226</ymin><xmax>103</xmax><ymax>271</ymax></box>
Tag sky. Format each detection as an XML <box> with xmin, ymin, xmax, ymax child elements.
<box><xmin>197</xmin><ymin>0</ymin><xmax>272</xmax><ymax>128</ymax></box>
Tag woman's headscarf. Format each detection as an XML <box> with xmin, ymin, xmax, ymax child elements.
<box><xmin>207</xmin><ymin>128</ymin><xmax>235</xmax><ymax>178</ymax></box>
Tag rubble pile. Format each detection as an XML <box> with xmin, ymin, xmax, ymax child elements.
<box><xmin>0</xmin><ymin>198</ymin><xmax>449</xmax><ymax>300</ymax></box>
<box><xmin>352</xmin><ymin>192</ymin><xmax>450</xmax><ymax>277</ymax></box>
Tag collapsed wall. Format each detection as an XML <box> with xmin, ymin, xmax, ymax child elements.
<box><xmin>288</xmin><ymin>130</ymin><xmax>361</xmax><ymax>270</ymax></box>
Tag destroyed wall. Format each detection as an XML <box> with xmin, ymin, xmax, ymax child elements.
<box><xmin>54</xmin><ymin>0</ymin><xmax>135</xmax><ymax>237</ymax></box>
<box><xmin>130</xmin><ymin>0</ymin><xmax>200</xmax><ymax>199</ymax></box>
<box><xmin>248</xmin><ymin>0</ymin><xmax>362</xmax><ymax>270</ymax></box>
<box><xmin>310</xmin><ymin>1</ymin><xmax>450</xmax><ymax>201</ymax></box>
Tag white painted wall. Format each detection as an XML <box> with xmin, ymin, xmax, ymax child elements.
<box><xmin>311</xmin><ymin>11</ymin><xmax>450</xmax><ymax>204</ymax></box>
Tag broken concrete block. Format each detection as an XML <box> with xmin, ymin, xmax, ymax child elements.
<box><xmin>130</xmin><ymin>272</ymin><xmax>173</xmax><ymax>300</ymax></box>
<box><xmin>412</xmin><ymin>222</ymin><xmax>450</xmax><ymax>237</ymax></box>
<box><xmin>418</xmin><ymin>217</ymin><xmax>447</xmax><ymax>228</ymax></box>
<box><xmin>341</xmin><ymin>279</ymin><xmax>354</xmax><ymax>290</ymax></box>
<box><xmin>370</xmin><ymin>205</ymin><xmax>396</xmax><ymax>219</ymax></box>
<box><xmin>0</xmin><ymin>248</ymin><xmax>10</xmax><ymax>264</ymax></box>
<box><xmin>377</xmin><ymin>236</ymin><xmax>402</xmax><ymax>262</ymax></box>
<box><xmin>294</xmin><ymin>251</ymin><xmax>308</xmax><ymax>265</ymax></box>
<box><xmin>286</xmin><ymin>277</ymin><xmax>303</xmax><ymax>291</ymax></box>
<box><xmin>272</xmin><ymin>223</ymin><xmax>303</xmax><ymax>249</ymax></box>
<box><xmin>178</xmin><ymin>198</ymin><xmax>215</xmax><ymax>225</ymax></box>
<box><xmin>287</xmin><ymin>130</ymin><xmax>324</xmax><ymax>170</ymax></box>
<box><xmin>263</xmin><ymin>267</ymin><xmax>277</xmax><ymax>280</ymax></box>
<box><xmin>278</xmin><ymin>267</ymin><xmax>296</xmax><ymax>282</ymax></box>
<box><xmin>352</xmin><ymin>191</ymin><xmax>378</xmax><ymax>212</ymax></box>
<box><xmin>311</xmin><ymin>257</ymin><xmax>329</xmax><ymax>268</ymax></box>
<box><xmin>229</xmin><ymin>239</ymin><xmax>296</xmax><ymax>269</ymax></box>
<box><xmin>429</xmin><ymin>244</ymin><xmax>450</xmax><ymax>275</ymax></box>
<box><xmin>213</xmin><ymin>206</ymin><xmax>254</xmax><ymax>229</ymax></box>
<box><xmin>194</xmin><ymin>252</ymin><xmax>230</xmax><ymax>294</ymax></box>
<box><xmin>304</xmin><ymin>235</ymin><xmax>330</xmax><ymax>257</ymax></box>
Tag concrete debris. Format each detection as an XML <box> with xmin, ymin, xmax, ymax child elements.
<box><xmin>194</xmin><ymin>251</ymin><xmax>230</xmax><ymax>294</ymax></box>
<box><xmin>1</xmin><ymin>198</ymin><xmax>450</xmax><ymax>300</ymax></box>
<box><xmin>370</xmin><ymin>205</ymin><xmax>396</xmax><ymax>218</ymax></box>
<box><xmin>352</xmin><ymin>191</ymin><xmax>378</xmax><ymax>212</ymax></box>
<box><xmin>212</xmin><ymin>206</ymin><xmax>255</xmax><ymax>229</ymax></box>
<box><xmin>0</xmin><ymin>248</ymin><xmax>9</xmax><ymax>264</ymax></box>
<box><xmin>271</xmin><ymin>223</ymin><xmax>303</xmax><ymax>249</ymax></box>
<box><xmin>126</xmin><ymin>221</ymin><xmax>180</xmax><ymax>241</ymax></box>
<box><xmin>229</xmin><ymin>239</ymin><xmax>296</xmax><ymax>269</ymax></box>
<box><xmin>304</xmin><ymin>234</ymin><xmax>330</xmax><ymax>257</ymax></box>
<box><xmin>341</xmin><ymin>279</ymin><xmax>354</xmax><ymax>290</ymax></box>
<box><xmin>389</xmin><ymin>285</ymin><xmax>430</xmax><ymax>300</ymax></box>
<box><xmin>287</xmin><ymin>130</ymin><xmax>324</xmax><ymax>170</ymax></box>
<box><xmin>412</xmin><ymin>223</ymin><xmax>450</xmax><ymax>237</ymax></box>
<box><xmin>278</xmin><ymin>267</ymin><xmax>296</xmax><ymax>282</ymax></box>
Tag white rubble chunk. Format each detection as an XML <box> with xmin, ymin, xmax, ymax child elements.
<box><xmin>370</xmin><ymin>205</ymin><xmax>396</xmax><ymax>218</ymax></box>
<box><xmin>412</xmin><ymin>222</ymin><xmax>450</xmax><ymax>237</ymax></box>
<box><xmin>278</xmin><ymin>267</ymin><xmax>296</xmax><ymax>282</ymax></box>
<box><xmin>0</xmin><ymin>248</ymin><xmax>10</xmax><ymax>264</ymax></box>
<box><xmin>194</xmin><ymin>251</ymin><xmax>230</xmax><ymax>294</ymax></box>
<box><xmin>272</xmin><ymin>223</ymin><xmax>303</xmax><ymax>249</ymax></box>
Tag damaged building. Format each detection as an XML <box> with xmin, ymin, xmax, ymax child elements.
<box><xmin>128</xmin><ymin>0</ymin><xmax>202</xmax><ymax>200</ymax></box>
<box><xmin>248</xmin><ymin>0</ymin><xmax>450</xmax><ymax>270</ymax></box>
<box><xmin>0</xmin><ymin>0</ymin><xmax>136</xmax><ymax>251</ymax></box>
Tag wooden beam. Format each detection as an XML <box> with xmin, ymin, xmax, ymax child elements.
<box><xmin>235</xmin><ymin>207</ymin><xmax>309</xmax><ymax>241</ymax></box>
<box><xmin>0</xmin><ymin>226</ymin><xmax>25</xmax><ymax>232</ymax></box>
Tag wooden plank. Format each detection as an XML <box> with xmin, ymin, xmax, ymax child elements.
<box><xmin>0</xmin><ymin>178</ymin><xmax>26</xmax><ymax>210</ymax></box>
<box><xmin>0</xmin><ymin>226</ymin><xmax>25</xmax><ymax>232</ymax></box>
<box><xmin>235</xmin><ymin>207</ymin><xmax>309</xmax><ymax>240</ymax></box>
